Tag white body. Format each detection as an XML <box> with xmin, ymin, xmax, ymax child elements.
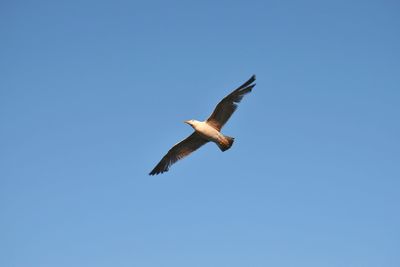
<box><xmin>185</xmin><ymin>120</ymin><xmax>233</xmax><ymax>151</ymax></box>
<box><xmin>189</xmin><ymin>120</ymin><xmax>224</xmax><ymax>143</ymax></box>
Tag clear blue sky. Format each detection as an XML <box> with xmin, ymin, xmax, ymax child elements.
<box><xmin>1</xmin><ymin>0</ymin><xmax>399</xmax><ymax>266</ymax></box>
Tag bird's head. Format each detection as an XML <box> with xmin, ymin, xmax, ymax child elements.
<box><xmin>184</xmin><ymin>119</ymin><xmax>197</xmax><ymax>128</ymax></box>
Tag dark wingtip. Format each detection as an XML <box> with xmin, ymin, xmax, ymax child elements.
<box><xmin>149</xmin><ymin>168</ymin><xmax>168</xmax><ymax>176</ymax></box>
<box><xmin>247</xmin><ymin>83</ymin><xmax>256</xmax><ymax>91</ymax></box>
<box><xmin>149</xmin><ymin>172</ymin><xmax>160</xmax><ymax>176</ymax></box>
<box><xmin>149</xmin><ymin>168</ymin><xmax>158</xmax><ymax>176</ymax></box>
<box><xmin>236</xmin><ymin>75</ymin><xmax>256</xmax><ymax>91</ymax></box>
<box><xmin>247</xmin><ymin>74</ymin><xmax>256</xmax><ymax>84</ymax></box>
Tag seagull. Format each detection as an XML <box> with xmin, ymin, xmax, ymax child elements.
<box><xmin>149</xmin><ymin>75</ymin><xmax>256</xmax><ymax>175</ymax></box>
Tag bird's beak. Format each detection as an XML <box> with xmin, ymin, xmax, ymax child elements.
<box><xmin>184</xmin><ymin>120</ymin><xmax>190</xmax><ymax>125</ymax></box>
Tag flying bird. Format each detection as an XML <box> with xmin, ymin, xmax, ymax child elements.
<box><xmin>149</xmin><ymin>75</ymin><xmax>256</xmax><ymax>175</ymax></box>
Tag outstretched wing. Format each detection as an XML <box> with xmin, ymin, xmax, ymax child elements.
<box><xmin>149</xmin><ymin>132</ymin><xmax>209</xmax><ymax>175</ymax></box>
<box><xmin>206</xmin><ymin>75</ymin><xmax>256</xmax><ymax>130</ymax></box>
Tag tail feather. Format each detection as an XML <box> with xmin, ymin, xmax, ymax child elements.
<box><xmin>218</xmin><ymin>136</ymin><xmax>234</xmax><ymax>152</ymax></box>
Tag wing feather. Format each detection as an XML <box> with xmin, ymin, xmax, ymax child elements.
<box><xmin>206</xmin><ymin>75</ymin><xmax>256</xmax><ymax>130</ymax></box>
<box><xmin>149</xmin><ymin>132</ymin><xmax>208</xmax><ymax>175</ymax></box>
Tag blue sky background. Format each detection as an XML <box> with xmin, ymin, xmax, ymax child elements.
<box><xmin>1</xmin><ymin>0</ymin><xmax>399</xmax><ymax>266</ymax></box>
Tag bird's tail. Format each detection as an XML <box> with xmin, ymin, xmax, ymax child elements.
<box><xmin>218</xmin><ymin>136</ymin><xmax>235</xmax><ymax>152</ymax></box>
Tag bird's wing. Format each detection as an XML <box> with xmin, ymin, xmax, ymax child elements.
<box><xmin>206</xmin><ymin>75</ymin><xmax>256</xmax><ymax>130</ymax></box>
<box><xmin>149</xmin><ymin>132</ymin><xmax>209</xmax><ymax>175</ymax></box>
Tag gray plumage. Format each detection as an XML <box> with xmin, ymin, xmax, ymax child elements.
<box><xmin>149</xmin><ymin>75</ymin><xmax>256</xmax><ymax>175</ymax></box>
